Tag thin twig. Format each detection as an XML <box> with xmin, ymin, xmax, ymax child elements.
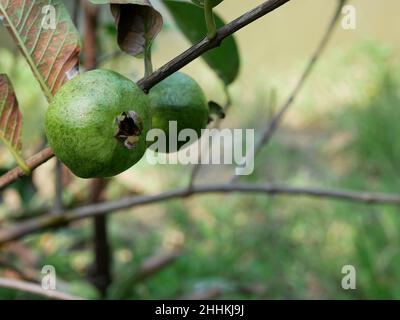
<box><xmin>2</xmin><ymin>182</ymin><xmax>400</xmax><ymax>244</ymax></box>
<box><xmin>231</xmin><ymin>0</ymin><xmax>346</xmax><ymax>182</ymax></box>
<box><xmin>0</xmin><ymin>277</ymin><xmax>84</xmax><ymax>300</ymax></box>
<box><xmin>0</xmin><ymin>0</ymin><xmax>291</xmax><ymax>191</ymax></box>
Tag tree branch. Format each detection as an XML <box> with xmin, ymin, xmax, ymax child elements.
<box><xmin>0</xmin><ymin>0</ymin><xmax>291</xmax><ymax>191</ymax></box>
<box><xmin>188</xmin><ymin>87</ymin><xmax>232</xmax><ymax>188</ymax></box>
<box><xmin>137</xmin><ymin>0</ymin><xmax>291</xmax><ymax>92</ymax></box>
<box><xmin>2</xmin><ymin>182</ymin><xmax>400</xmax><ymax>244</ymax></box>
<box><xmin>0</xmin><ymin>277</ymin><xmax>84</xmax><ymax>300</ymax></box>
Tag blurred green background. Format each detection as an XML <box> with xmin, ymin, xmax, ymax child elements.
<box><xmin>1</xmin><ymin>0</ymin><xmax>400</xmax><ymax>299</ymax></box>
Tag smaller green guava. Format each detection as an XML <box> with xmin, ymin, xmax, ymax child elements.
<box><xmin>45</xmin><ymin>69</ymin><xmax>151</xmax><ymax>178</ymax></box>
<box><xmin>148</xmin><ymin>72</ymin><xmax>209</xmax><ymax>153</ymax></box>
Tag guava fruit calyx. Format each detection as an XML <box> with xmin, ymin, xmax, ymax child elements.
<box><xmin>115</xmin><ymin>111</ymin><xmax>144</xmax><ymax>150</ymax></box>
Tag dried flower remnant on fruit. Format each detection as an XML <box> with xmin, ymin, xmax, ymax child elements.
<box><xmin>115</xmin><ymin>111</ymin><xmax>143</xmax><ymax>149</ymax></box>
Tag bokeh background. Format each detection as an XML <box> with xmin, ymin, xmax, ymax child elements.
<box><xmin>1</xmin><ymin>0</ymin><xmax>400</xmax><ymax>299</ymax></box>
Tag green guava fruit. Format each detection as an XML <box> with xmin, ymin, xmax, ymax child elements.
<box><xmin>148</xmin><ymin>72</ymin><xmax>209</xmax><ymax>153</ymax></box>
<box><xmin>45</xmin><ymin>69</ymin><xmax>151</xmax><ymax>178</ymax></box>
<box><xmin>191</xmin><ymin>0</ymin><xmax>224</xmax><ymax>8</ymax></box>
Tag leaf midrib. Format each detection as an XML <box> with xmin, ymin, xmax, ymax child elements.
<box><xmin>0</xmin><ymin>1</ymin><xmax>53</xmax><ymax>101</ymax></box>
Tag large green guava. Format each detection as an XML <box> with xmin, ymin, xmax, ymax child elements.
<box><xmin>45</xmin><ymin>69</ymin><xmax>151</xmax><ymax>178</ymax></box>
<box><xmin>148</xmin><ymin>72</ymin><xmax>209</xmax><ymax>153</ymax></box>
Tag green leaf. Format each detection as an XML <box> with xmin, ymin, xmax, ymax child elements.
<box><xmin>0</xmin><ymin>75</ymin><xmax>29</xmax><ymax>173</ymax></box>
<box><xmin>0</xmin><ymin>0</ymin><xmax>81</xmax><ymax>100</ymax></box>
<box><xmin>164</xmin><ymin>0</ymin><xmax>240</xmax><ymax>85</ymax></box>
<box><xmin>89</xmin><ymin>0</ymin><xmax>163</xmax><ymax>57</ymax></box>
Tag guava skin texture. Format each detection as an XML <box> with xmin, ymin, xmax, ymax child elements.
<box><xmin>148</xmin><ymin>72</ymin><xmax>209</xmax><ymax>153</ymax></box>
<box><xmin>45</xmin><ymin>69</ymin><xmax>151</xmax><ymax>179</ymax></box>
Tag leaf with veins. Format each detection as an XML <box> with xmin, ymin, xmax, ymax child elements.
<box><xmin>0</xmin><ymin>0</ymin><xmax>81</xmax><ymax>101</ymax></box>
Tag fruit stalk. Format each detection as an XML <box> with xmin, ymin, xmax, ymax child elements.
<box><xmin>204</xmin><ymin>0</ymin><xmax>217</xmax><ymax>39</ymax></box>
